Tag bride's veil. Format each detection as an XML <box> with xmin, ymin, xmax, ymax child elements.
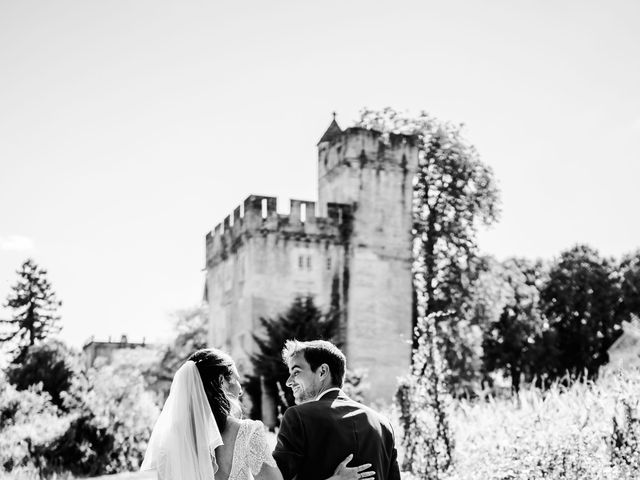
<box><xmin>141</xmin><ymin>360</ymin><xmax>223</xmax><ymax>480</ymax></box>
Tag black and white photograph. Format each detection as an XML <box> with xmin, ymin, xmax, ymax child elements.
<box><xmin>1</xmin><ymin>1</ymin><xmax>639</xmax><ymax>479</ymax></box>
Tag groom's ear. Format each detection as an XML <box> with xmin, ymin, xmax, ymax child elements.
<box><xmin>318</xmin><ymin>363</ymin><xmax>330</xmax><ymax>379</ymax></box>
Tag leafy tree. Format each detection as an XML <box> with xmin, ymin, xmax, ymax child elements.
<box><xmin>464</xmin><ymin>256</ymin><xmax>513</xmax><ymax>329</ymax></box>
<box><xmin>437</xmin><ymin>255</ymin><xmax>497</xmax><ymax>396</ymax></box>
<box><xmin>248</xmin><ymin>296</ymin><xmax>339</xmax><ymax>422</ymax></box>
<box><xmin>1</xmin><ymin>259</ymin><xmax>62</xmax><ymax>362</ymax></box>
<box><xmin>5</xmin><ymin>340</ymin><xmax>77</xmax><ymax>411</ymax></box>
<box><xmin>439</xmin><ymin>255</ymin><xmax>510</xmax><ymax>395</ymax></box>
<box><xmin>150</xmin><ymin>306</ymin><xmax>208</xmax><ymax>396</ymax></box>
<box><xmin>539</xmin><ymin>245</ymin><xmax>623</xmax><ymax>380</ymax></box>
<box><xmin>414</xmin><ymin>123</ymin><xmax>499</xmax><ymax>312</ymax></box>
<box><xmin>0</xmin><ymin>349</ymin><xmax>159</xmax><ymax>478</ymax></box>
<box><xmin>619</xmin><ymin>250</ymin><xmax>640</xmax><ymax>321</ymax></box>
<box><xmin>357</xmin><ymin>108</ymin><xmax>499</xmax><ymax>332</ymax></box>
<box><xmin>0</xmin><ymin>377</ymin><xmax>69</xmax><ymax>477</ymax></box>
<box><xmin>482</xmin><ymin>258</ymin><xmax>547</xmax><ymax>392</ymax></box>
<box><xmin>356</xmin><ymin>108</ymin><xmax>500</xmax><ymax>395</ymax></box>
<box><xmin>45</xmin><ymin>352</ymin><xmax>160</xmax><ymax>477</ymax></box>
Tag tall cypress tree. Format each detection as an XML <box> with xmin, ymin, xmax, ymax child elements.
<box><xmin>1</xmin><ymin>259</ymin><xmax>62</xmax><ymax>361</ymax></box>
<box><xmin>248</xmin><ymin>296</ymin><xmax>339</xmax><ymax>422</ymax></box>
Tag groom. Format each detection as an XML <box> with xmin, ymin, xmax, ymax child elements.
<box><xmin>273</xmin><ymin>339</ymin><xmax>401</xmax><ymax>480</ymax></box>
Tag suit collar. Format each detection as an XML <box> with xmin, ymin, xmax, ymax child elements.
<box><xmin>315</xmin><ymin>387</ymin><xmax>345</xmax><ymax>401</ymax></box>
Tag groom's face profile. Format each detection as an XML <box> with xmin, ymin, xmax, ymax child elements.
<box><xmin>286</xmin><ymin>352</ymin><xmax>324</xmax><ymax>404</ymax></box>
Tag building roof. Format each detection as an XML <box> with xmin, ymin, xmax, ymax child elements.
<box><xmin>82</xmin><ymin>335</ymin><xmax>147</xmax><ymax>350</ymax></box>
<box><xmin>317</xmin><ymin>114</ymin><xmax>342</xmax><ymax>144</ymax></box>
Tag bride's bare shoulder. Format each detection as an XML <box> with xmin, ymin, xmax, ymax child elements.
<box><xmin>221</xmin><ymin>417</ymin><xmax>242</xmax><ymax>443</ymax></box>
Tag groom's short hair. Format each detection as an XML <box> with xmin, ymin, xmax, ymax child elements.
<box><xmin>282</xmin><ymin>339</ymin><xmax>346</xmax><ymax>387</ymax></box>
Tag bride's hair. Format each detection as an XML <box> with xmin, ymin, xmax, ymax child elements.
<box><xmin>188</xmin><ymin>348</ymin><xmax>235</xmax><ymax>432</ymax></box>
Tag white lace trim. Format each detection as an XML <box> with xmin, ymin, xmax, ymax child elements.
<box><xmin>228</xmin><ymin>420</ymin><xmax>277</xmax><ymax>480</ymax></box>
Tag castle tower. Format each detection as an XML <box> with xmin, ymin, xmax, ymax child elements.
<box><xmin>317</xmin><ymin>116</ymin><xmax>419</xmax><ymax>398</ymax></box>
<box><xmin>204</xmin><ymin>116</ymin><xmax>418</xmax><ymax>410</ymax></box>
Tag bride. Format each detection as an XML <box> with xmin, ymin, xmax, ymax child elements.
<box><xmin>141</xmin><ymin>348</ymin><xmax>375</xmax><ymax>480</ymax></box>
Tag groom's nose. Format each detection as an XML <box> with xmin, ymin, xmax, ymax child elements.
<box><xmin>286</xmin><ymin>374</ymin><xmax>293</xmax><ymax>386</ymax></box>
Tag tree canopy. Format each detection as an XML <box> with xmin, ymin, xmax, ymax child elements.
<box><xmin>151</xmin><ymin>306</ymin><xmax>208</xmax><ymax>392</ymax></box>
<box><xmin>539</xmin><ymin>244</ymin><xmax>623</xmax><ymax>379</ymax></box>
<box><xmin>619</xmin><ymin>250</ymin><xmax>640</xmax><ymax>322</ymax></box>
<box><xmin>482</xmin><ymin>258</ymin><xmax>547</xmax><ymax>391</ymax></box>
<box><xmin>6</xmin><ymin>340</ymin><xmax>77</xmax><ymax>411</ymax></box>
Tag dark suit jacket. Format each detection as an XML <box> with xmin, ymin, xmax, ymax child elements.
<box><xmin>273</xmin><ymin>390</ymin><xmax>401</xmax><ymax>480</ymax></box>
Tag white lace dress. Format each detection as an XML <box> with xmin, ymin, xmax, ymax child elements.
<box><xmin>222</xmin><ymin>419</ymin><xmax>277</xmax><ymax>480</ymax></box>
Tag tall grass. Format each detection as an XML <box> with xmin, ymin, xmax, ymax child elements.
<box><xmin>6</xmin><ymin>368</ymin><xmax>640</xmax><ymax>479</ymax></box>
<box><xmin>403</xmin><ymin>368</ymin><xmax>640</xmax><ymax>479</ymax></box>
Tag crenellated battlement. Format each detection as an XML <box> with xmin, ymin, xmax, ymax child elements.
<box><xmin>318</xmin><ymin>126</ymin><xmax>418</xmax><ymax>177</ymax></box>
<box><xmin>205</xmin><ymin>194</ymin><xmax>353</xmax><ymax>267</ymax></box>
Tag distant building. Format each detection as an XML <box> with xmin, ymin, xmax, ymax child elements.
<box><xmin>607</xmin><ymin>315</ymin><xmax>640</xmax><ymax>370</ymax></box>
<box><xmin>82</xmin><ymin>335</ymin><xmax>147</xmax><ymax>368</ymax></box>
<box><xmin>204</xmin><ymin>116</ymin><xmax>418</xmax><ymax>404</ymax></box>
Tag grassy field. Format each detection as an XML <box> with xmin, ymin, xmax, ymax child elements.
<box><xmin>5</xmin><ymin>369</ymin><xmax>640</xmax><ymax>479</ymax></box>
<box><xmin>127</xmin><ymin>370</ymin><xmax>640</xmax><ymax>479</ymax></box>
<box><xmin>436</xmin><ymin>368</ymin><xmax>640</xmax><ymax>479</ymax></box>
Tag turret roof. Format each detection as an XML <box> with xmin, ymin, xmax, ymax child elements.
<box><xmin>317</xmin><ymin>113</ymin><xmax>342</xmax><ymax>144</ymax></box>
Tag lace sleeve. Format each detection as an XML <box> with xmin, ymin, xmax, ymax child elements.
<box><xmin>248</xmin><ymin>421</ymin><xmax>277</xmax><ymax>476</ymax></box>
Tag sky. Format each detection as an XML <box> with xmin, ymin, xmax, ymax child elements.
<box><xmin>1</xmin><ymin>0</ymin><xmax>639</xmax><ymax>349</ymax></box>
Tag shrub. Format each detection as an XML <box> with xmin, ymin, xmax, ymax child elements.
<box><xmin>49</xmin><ymin>352</ymin><xmax>160</xmax><ymax>477</ymax></box>
<box><xmin>6</xmin><ymin>340</ymin><xmax>77</xmax><ymax>411</ymax></box>
<box><xmin>0</xmin><ymin>376</ymin><xmax>69</xmax><ymax>477</ymax></box>
<box><xmin>0</xmin><ymin>349</ymin><xmax>160</xmax><ymax>478</ymax></box>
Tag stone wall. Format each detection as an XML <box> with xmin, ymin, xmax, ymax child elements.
<box><xmin>205</xmin><ymin>195</ymin><xmax>349</xmax><ymax>375</ymax></box>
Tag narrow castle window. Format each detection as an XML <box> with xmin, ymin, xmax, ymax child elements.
<box><xmin>327</xmin><ymin>257</ymin><xmax>332</xmax><ymax>270</ymax></box>
<box><xmin>298</xmin><ymin>255</ymin><xmax>304</xmax><ymax>269</ymax></box>
<box><xmin>261</xmin><ymin>198</ymin><xmax>268</xmax><ymax>219</ymax></box>
<box><xmin>306</xmin><ymin>256</ymin><xmax>312</xmax><ymax>270</ymax></box>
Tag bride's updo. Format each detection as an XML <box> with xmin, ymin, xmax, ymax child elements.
<box><xmin>188</xmin><ymin>348</ymin><xmax>235</xmax><ymax>432</ymax></box>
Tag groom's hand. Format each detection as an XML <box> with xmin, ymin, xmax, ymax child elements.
<box><xmin>332</xmin><ymin>454</ymin><xmax>375</xmax><ymax>480</ymax></box>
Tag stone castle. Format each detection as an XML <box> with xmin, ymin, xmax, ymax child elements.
<box><xmin>204</xmin><ymin>116</ymin><xmax>418</xmax><ymax>404</ymax></box>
